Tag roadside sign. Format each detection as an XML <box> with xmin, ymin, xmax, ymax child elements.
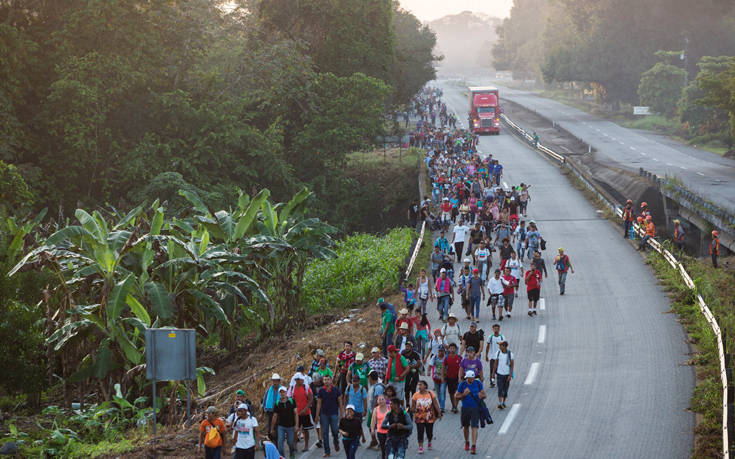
<box><xmin>634</xmin><ymin>106</ymin><xmax>651</xmax><ymax>115</ymax></box>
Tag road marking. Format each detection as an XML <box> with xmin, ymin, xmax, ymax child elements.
<box><xmin>603</xmin><ymin>133</ymin><xmax>609</xmax><ymax>137</ymax></box>
<box><xmin>595</xmin><ymin>128</ymin><xmax>601</xmax><ymax>132</ymax></box>
<box><xmin>630</xmin><ymin>146</ymin><xmax>637</xmax><ymax>151</ymax></box>
<box><xmin>666</xmin><ymin>163</ymin><xmax>674</xmax><ymax>166</ymax></box>
<box><xmin>618</xmin><ymin>141</ymin><xmax>625</xmax><ymax>145</ymax></box>
<box><xmin>539</xmin><ymin>298</ymin><xmax>545</xmax><ymax>310</ymax></box>
<box><xmin>610</xmin><ymin>137</ymin><xmax>616</xmax><ymax>141</ymax></box>
<box><xmin>640</xmin><ymin>152</ymin><xmax>647</xmax><ymax>156</ymax></box>
<box><xmin>680</xmin><ymin>166</ymin><xmax>687</xmax><ymax>170</ymax></box>
<box><xmin>537</xmin><ymin>325</ymin><xmax>546</xmax><ymax>344</ymax></box>
<box><xmin>524</xmin><ymin>362</ymin><xmax>540</xmax><ymax>385</ymax></box>
<box><xmin>498</xmin><ymin>403</ymin><xmax>521</xmax><ymax>434</ymax></box>
<box><xmin>503</xmin><ymin>181</ymin><xmax>509</xmax><ymax>189</ymax></box>
<box><xmin>652</xmin><ymin>158</ymin><xmax>660</xmax><ymax>162</ymax></box>
<box><xmin>697</xmin><ymin>172</ymin><xmax>705</xmax><ymax>176</ymax></box>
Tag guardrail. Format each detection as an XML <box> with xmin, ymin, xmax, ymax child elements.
<box><xmin>502</xmin><ymin>112</ymin><xmax>730</xmax><ymax>459</ymax></box>
<box><xmin>405</xmin><ymin>221</ymin><xmax>426</xmax><ymax>281</ymax></box>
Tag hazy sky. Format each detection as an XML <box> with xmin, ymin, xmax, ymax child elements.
<box><xmin>398</xmin><ymin>0</ymin><xmax>514</xmax><ymax>21</ymax></box>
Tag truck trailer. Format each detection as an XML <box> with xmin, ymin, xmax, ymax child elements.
<box><xmin>468</xmin><ymin>86</ymin><xmax>501</xmax><ymax>135</ymax></box>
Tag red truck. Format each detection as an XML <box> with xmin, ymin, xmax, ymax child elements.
<box><xmin>468</xmin><ymin>86</ymin><xmax>501</xmax><ymax>135</ymax></box>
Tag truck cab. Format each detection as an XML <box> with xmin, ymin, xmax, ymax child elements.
<box><xmin>468</xmin><ymin>86</ymin><xmax>501</xmax><ymax>135</ymax></box>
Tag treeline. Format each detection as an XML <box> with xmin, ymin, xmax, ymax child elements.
<box><xmin>492</xmin><ymin>0</ymin><xmax>735</xmax><ymax>147</ymax></box>
<box><xmin>0</xmin><ymin>0</ymin><xmax>437</xmax><ymax>229</ymax></box>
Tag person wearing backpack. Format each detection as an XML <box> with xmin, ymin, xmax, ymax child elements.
<box><xmin>198</xmin><ymin>406</ymin><xmax>227</xmax><ymax>459</ymax></box>
<box><xmin>381</xmin><ymin>398</ymin><xmax>414</xmax><ymax>459</ymax></box>
<box><xmin>553</xmin><ymin>248</ymin><xmax>574</xmax><ymax>295</ymax></box>
<box><xmin>231</xmin><ymin>404</ymin><xmax>258</xmax><ymax>459</ymax></box>
<box><xmin>492</xmin><ymin>342</ymin><xmax>514</xmax><ymax>410</ymax></box>
<box><xmin>271</xmin><ymin>386</ymin><xmax>299</xmax><ymax>459</ymax></box>
<box><xmin>455</xmin><ymin>370</ymin><xmax>486</xmax><ymax>455</ymax></box>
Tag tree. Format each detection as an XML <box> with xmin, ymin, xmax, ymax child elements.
<box><xmin>638</xmin><ymin>61</ymin><xmax>687</xmax><ymax>117</ymax></box>
<box><xmin>678</xmin><ymin>56</ymin><xmax>731</xmax><ymax>140</ymax></box>
<box><xmin>696</xmin><ymin>56</ymin><xmax>735</xmax><ymax>148</ymax></box>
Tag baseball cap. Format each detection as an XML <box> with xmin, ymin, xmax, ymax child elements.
<box><xmin>434</xmin><ymin>328</ymin><xmax>442</xmax><ymax>334</ymax></box>
<box><xmin>448</xmin><ymin>312</ymin><xmax>457</xmax><ymax>319</ymax></box>
<box><xmin>470</xmin><ymin>321</ymin><xmax>477</xmax><ymax>327</ymax></box>
<box><xmin>405</xmin><ymin>340</ymin><xmax>413</xmax><ymax>347</ymax></box>
<box><xmin>399</xmin><ymin>308</ymin><xmax>409</xmax><ymax>315</ymax></box>
<box><xmin>293</xmin><ymin>372</ymin><xmax>305</xmax><ymax>380</ymax></box>
<box><xmin>355</xmin><ymin>353</ymin><xmax>364</xmax><ymax>360</ymax></box>
<box><xmin>371</xmin><ymin>346</ymin><xmax>380</xmax><ymax>353</ymax></box>
<box><xmin>466</xmin><ymin>346</ymin><xmax>475</xmax><ymax>352</ymax></box>
<box><xmin>296</xmin><ymin>364</ymin><xmax>305</xmax><ymax>372</ymax></box>
<box><xmin>316</xmin><ymin>349</ymin><xmax>324</xmax><ymax>356</ymax></box>
<box><xmin>206</xmin><ymin>406</ymin><xmax>217</xmax><ymax>414</ymax></box>
<box><xmin>271</xmin><ymin>373</ymin><xmax>281</xmax><ymax>380</ymax></box>
<box><xmin>463</xmin><ymin>257</ymin><xmax>471</xmax><ymax>263</ymax></box>
<box><xmin>558</xmin><ymin>247</ymin><xmax>564</xmax><ymax>252</ymax></box>
<box><xmin>236</xmin><ymin>389</ymin><xmax>245</xmax><ymax>396</ymax></box>
<box><xmin>346</xmin><ymin>404</ymin><xmax>356</xmax><ymax>411</ymax></box>
<box><xmin>440</xmin><ymin>268</ymin><xmax>446</xmax><ymax>273</ymax></box>
<box><xmin>278</xmin><ymin>386</ymin><xmax>288</xmax><ymax>392</ymax></box>
<box><xmin>237</xmin><ymin>403</ymin><xmax>249</xmax><ymax>411</ymax></box>
<box><xmin>473</xmin><ymin>268</ymin><xmax>479</xmax><ymax>274</ymax></box>
<box><xmin>399</xmin><ymin>322</ymin><xmax>409</xmax><ymax>330</ymax></box>
<box><xmin>387</xmin><ymin>345</ymin><xmax>398</xmax><ymax>353</ymax></box>
<box><xmin>377</xmin><ymin>298</ymin><xmax>385</xmax><ymax>305</ymax></box>
<box><xmin>465</xmin><ymin>370</ymin><xmax>476</xmax><ymax>379</ymax></box>
<box><xmin>438</xmin><ymin>346</ymin><xmax>446</xmax><ymax>352</ymax></box>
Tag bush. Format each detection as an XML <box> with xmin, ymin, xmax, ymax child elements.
<box><xmin>302</xmin><ymin>228</ymin><xmax>414</xmax><ymax>312</ymax></box>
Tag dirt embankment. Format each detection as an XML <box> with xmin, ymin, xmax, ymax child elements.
<box><xmin>108</xmin><ymin>292</ymin><xmax>405</xmax><ymax>458</ymax></box>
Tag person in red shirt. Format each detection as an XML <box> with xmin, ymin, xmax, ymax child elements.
<box><xmin>443</xmin><ymin>342</ymin><xmax>463</xmax><ymax>413</ymax></box>
<box><xmin>395</xmin><ymin>308</ymin><xmax>413</xmax><ymax>335</ymax></box>
<box><xmin>291</xmin><ymin>373</ymin><xmax>314</xmax><ymax>451</ymax></box>
<box><xmin>525</xmin><ymin>267</ymin><xmax>542</xmax><ymax>317</ymax></box>
<box><xmin>336</xmin><ymin>341</ymin><xmax>356</xmax><ymax>393</ymax></box>
<box><xmin>501</xmin><ymin>267</ymin><xmax>516</xmax><ymax>318</ymax></box>
<box><xmin>440</xmin><ymin>198</ymin><xmax>452</xmax><ymax>228</ymax></box>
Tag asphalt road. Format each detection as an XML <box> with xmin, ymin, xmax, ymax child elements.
<box><xmin>494</xmin><ymin>84</ymin><xmax>735</xmax><ymax>213</ymax></box>
<box><xmin>298</xmin><ymin>82</ymin><xmax>694</xmax><ymax>459</ymax></box>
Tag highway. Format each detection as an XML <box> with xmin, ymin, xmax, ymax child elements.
<box><xmin>494</xmin><ymin>84</ymin><xmax>735</xmax><ymax>213</ymax></box>
<box><xmin>299</xmin><ymin>81</ymin><xmax>694</xmax><ymax>459</ymax></box>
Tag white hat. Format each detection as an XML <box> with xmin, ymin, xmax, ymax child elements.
<box><xmin>465</xmin><ymin>370</ymin><xmax>476</xmax><ymax>379</ymax></box>
<box><xmin>371</xmin><ymin>347</ymin><xmax>380</xmax><ymax>353</ymax></box>
<box><xmin>237</xmin><ymin>403</ymin><xmax>249</xmax><ymax>411</ymax></box>
<box><xmin>293</xmin><ymin>372</ymin><xmax>305</xmax><ymax>380</ymax></box>
<box><xmin>399</xmin><ymin>322</ymin><xmax>409</xmax><ymax>330</ymax></box>
<box><xmin>278</xmin><ymin>386</ymin><xmax>288</xmax><ymax>392</ymax></box>
<box><xmin>399</xmin><ymin>308</ymin><xmax>409</xmax><ymax>314</ymax></box>
<box><xmin>447</xmin><ymin>312</ymin><xmax>457</xmax><ymax>319</ymax></box>
<box><xmin>271</xmin><ymin>373</ymin><xmax>281</xmax><ymax>380</ymax></box>
<box><xmin>463</xmin><ymin>257</ymin><xmax>471</xmax><ymax>263</ymax></box>
<box><xmin>346</xmin><ymin>404</ymin><xmax>356</xmax><ymax>411</ymax></box>
<box><xmin>440</xmin><ymin>268</ymin><xmax>446</xmax><ymax>273</ymax></box>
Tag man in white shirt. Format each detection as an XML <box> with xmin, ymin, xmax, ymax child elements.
<box><xmin>452</xmin><ymin>220</ymin><xmax>470</xmax><ymax>263</ymax></box>
<box><xmin>484</xmin><ymin>324</ymin><xmax>505</xmax><ymax>387</ymax></box>
<box><xmin>487</xmin><ymin>269</ymin><xmax>505</xmax><ymax>321</ymax></box>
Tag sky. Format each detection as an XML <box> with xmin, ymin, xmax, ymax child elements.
<box><xmin>398</xmin><ymin>0</ymin><xmax>514</xmax><ymax>21</ymax></box>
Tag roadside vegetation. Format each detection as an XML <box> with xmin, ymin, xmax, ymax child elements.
<box><xmin>0</xmin><ymin>0</ymin><xmax>438</xmax><ymax>454</ymax></box>
<box><xmin>492</xmin><ymin>0</ymin><xmax>735</xmax><ymax>155</ymax></box>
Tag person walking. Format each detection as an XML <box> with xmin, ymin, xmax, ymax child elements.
<box><xmin>316</xmin><ymin>375</ymin><xmax>343</xmax><ymax>457</ymax></box>
<box><xmin>385</xmin><ymin>345</ymin><xmax>410</xmax><ymax>403</ymax></box>
<box><xmin>452</xmin><ymin>219</ymin><xmax>470</xmax><ymax>263</ymax></box>
<box><xmin>410</xmin><ymin>380</ymin><xmax>441</xmax><ymax>454</ymax></box>
<box><xmin>291</xmin><ymin>374</ymin><xmax>314</xmax><ymax>452</ymax></box>
<box><xmin>435</xmin><ymin>269</ymin><xmax>453</xmax><ymax>322</ymax></box>
<box><xmin>501</xmin><ymin>267</ymin><xmax>516</xmax><ymax>318</ymax></box>
<box><xmin>401</xmin><ymin>341</ymin><xmax>422</xmax><ymax>402</ymax></box>
<box><xmin>553</xmin><ymin>248</ymin><xmax>574</xmax><ymax>295</ymax></box>
<box><xmin>711</xmin><ymin>230</ymin><xmax>720</xmax><ymax>268</ymax></box>
<box><xmin>272</xmin><ymin>386</ymin><xmax>298</xmax><ymax>459</ymax></box>
<box><xmin>466</xmin><ymin>268</ymin><xmax>485</xmax><ymax>322</ymax></box>
<box><xmin>430</xmin><ymin>346</ymin><xmax>447</xmax><ymax>413</ymax></box>
<box><xmin>344</xmin><ymin>375</ymin><xmax>368</xmax><ymax>422</ymax></box>
<box><xmin>455</xmin><ymin>370</ymin><xmax>486</xmax><ymax>455</ymax></box>
<box><xmin>484</xmin><ymin>324</ymin><xmax>505</xmax><ymax>388</ymax></box>
<box><xmin>487</xmin><ymin>269</ymin><xmax>505</xmax><ymax>321</ymax></box>
<box><xmin>491</xmin><ymin>342</ymin><xmax>514</xmax><ymax>409</ymax></box>
<box><xmin>379</xmin><ymin>303</ymin><xmax>396</xmax><ymax>357</ymax></box>
<box><xmin>381</xmin><ymin>398</ymin><xmax>413</xmax><ymax>459</ymax></box>
<box><xmin>231</xmin><ymin>404</ymin><xmax>258</xmax><ymax>459</ymax></box>
<box><xmin>198</xmin><ymin>406</ymin><xmax>227</xmax><ymax>459</ymax></box>
<box><xmin>262</xmin><ymin>374</ymin><xmax>282</xmax><ymax>439</ymax></box>
<box><xmin>370</xmin><ymin>394</ymin><xmax>390</xmax><ymax>459</ymax></box>
<box><xmin>415</xmin><ymin>269</ymin><xmax>434</xmax><ymax>315</ymax></box>
<box><xmin>338</xmin><ymin>405</ymin><xmax>365</xmax><ymax>459</ymax></box>
<box><xmin>525</xmin><ymin>265</ymin><xmax>542</xmax><ymax>316</ymax></box>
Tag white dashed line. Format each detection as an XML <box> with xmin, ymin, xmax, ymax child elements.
<box><xmin>498</xmin><ymin>403</ymin><xmax>521</xmax><ymax>434</ymax></box>
<box><xmin>524</xmin><ymin>362</ymin><xmax>540</xmax><ymax>385</ymax></box>
<box><xmin>539</xmin><ymin>298</ymin><xmax>545</xmax><ymax>311</ymax></box>
<box><xmin>630</xmin><ymin>146</ymin><xmax>637</xmax><ymax>151</ymax></box>
<box><xmin>640</xmin><ymin>152</ymin><xmax>648</xmax><ymax>156</ymax></box>
<box><xmin>652</xmin><ymin>158</ymin><xmax>660</xmax><ymax>162</ymax></box>
<box><xmin>618</xmin><ymin>141</ymin><xmax>625</xmax><ymax>145</ymax></box>
<box><xmin>610</xmin><ymin>137</ymin><xmax>616</xmax><ymax>141</ymax></box>
<box><xmin>603</xmin><ymin>133</ymin><xmax>609</xmax><ymax>137</ymax></box>
<box><xmin>595</xmin><ymin>128</ymin><xmax>601</xmax><ymax>132</ymax></box>
<box><xmin>666</xmin><ymin>163</ymin><xmax>674</xmax><ymax>166</ymax></box>
<box><xmin>697</xmin><ymin>172</ymin><xmax>705</xmax><ymax>176</ymax></box>
<box><xmin>680</xmin><ymin>166</ymin><xmax>687</xmax><ymax>170</ymax></box>
<box><xmin>503</xmin><ymin>181</ymin><xmax>509</xmax><ymax>189</ymax></box>
<box><xmin>537</xmin><ymin>325</ymin><xmax>546</xmax><ymax>344</ymax></box>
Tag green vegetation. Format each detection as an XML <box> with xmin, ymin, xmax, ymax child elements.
<box><xmin>303</xmin><ymin>228</ymin><xmax>415</xmax><ymax>313</ymax></box>
<box><xmin>493</xmin><ymin>0</ymin><xmax>735</xmax><ymax>150</ymax></box>
<box><xmin>647</xmin><ymin>246</ymin><xmax>735</xmax><ymax>458</ymax></box>
<box><xmin>620</xmin><ymin>115</ymin><xmax>680</xmax><ymax>134</ymax></box>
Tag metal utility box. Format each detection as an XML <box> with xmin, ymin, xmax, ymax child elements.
<box><xmin>145</xmin><ymin>328</ymin><xmax>196</xmax><ymax>381</ymax></box>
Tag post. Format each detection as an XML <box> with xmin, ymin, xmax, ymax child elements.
<box><xmin>152</xmin><ymin>379</ymin><xmax>157</xmax><ymax>435</ymax></box>
<box><xmin>186</xmin><ymin>380</ymin><xmax>191</xmax><ymax>428</ymax></box>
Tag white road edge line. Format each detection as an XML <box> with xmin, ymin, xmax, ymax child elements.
<box><xmin>537</xmin><ymin>325</ymin><xmax>546</xmax><ymax>344</ymax></box>
<box><xmin>539</xmin><ymin>298</ymin><xmax>545</xmax><ymax>310</ymax></box>
<box><xmin>524</xmin><ymin>362</ymin><xmax>540</xmax><ymax>385</ymax></box>
<box><xmin>498</xmin><ymin>403</ymin><xmax>521</xmax><ymax>435</ymax></box>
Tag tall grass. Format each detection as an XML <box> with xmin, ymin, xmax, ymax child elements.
<box><xmin>303</xmin><ymin>227</ymin><xmax>415</xmax><ymax>313</ymax></box>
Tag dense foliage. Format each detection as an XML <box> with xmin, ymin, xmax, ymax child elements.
<box><xmin>0</xmin><ymin>0</ymin><xmax>437</xmax><ymax>222</ymax></box>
